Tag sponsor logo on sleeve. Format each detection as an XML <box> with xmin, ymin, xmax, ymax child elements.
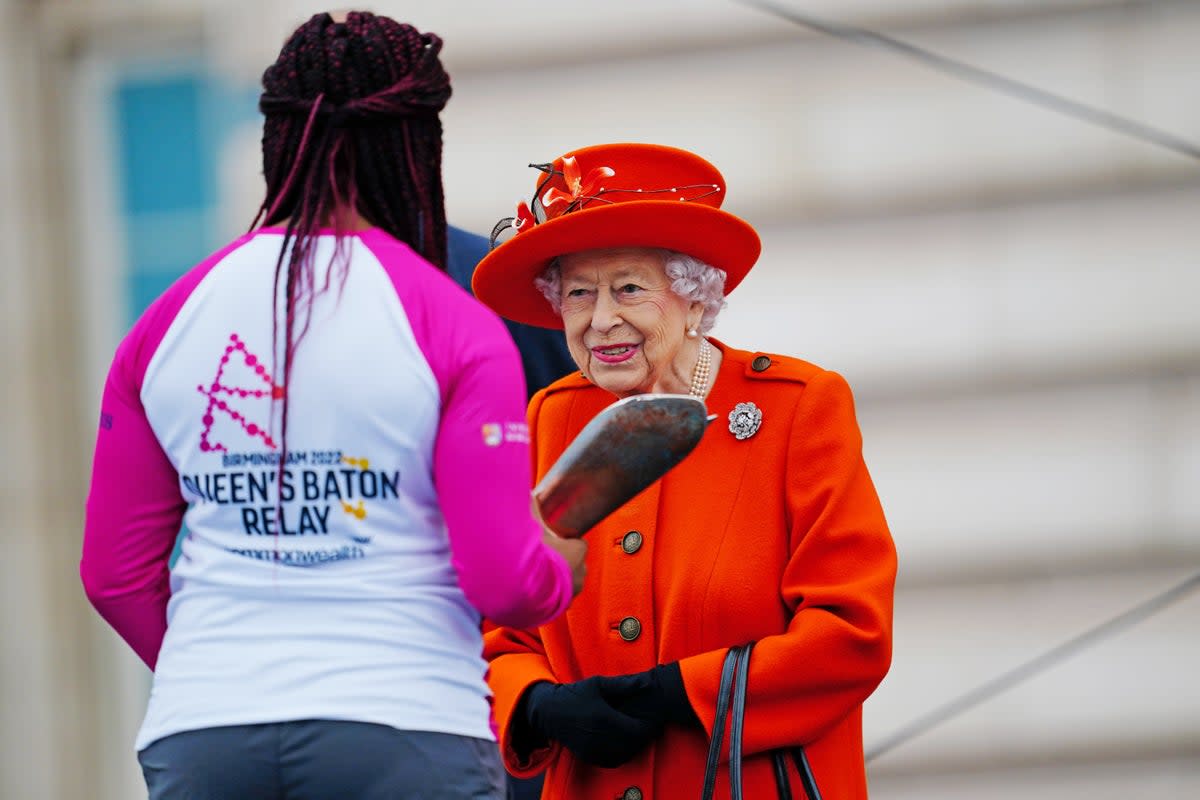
<box><xmin>482</xmin><ymin>422</ymin><xmax>529</xmax><ymax>446</ymax></box>
<box><xmin>481</xmin><ymin>423</ymin><xmax>503</xmax><ymax>447</ymax></box>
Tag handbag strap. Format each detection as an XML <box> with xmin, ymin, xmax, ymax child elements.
<box><xmin>700</xmin><ymin>645</ymin><xmax>742</xmax><ymax>800</ymax></box>
<box><xmin>702</xmin><ymin>642</ymin><xmax>825</xmax><ymax>800</ymax></box>
<box><xmin>790</xmin><ymin>748</ymin><xmax>823</xmax><ymax>800</ymax></box>
<box><xmin>772</xmin><ymin>751</ymin><xmax>794</xmax><ymax>800</ymax></box>
<box><xmin>729</xmin><ymin>643</ymin><xmax>754</xmax><ymax>800</ymax></box>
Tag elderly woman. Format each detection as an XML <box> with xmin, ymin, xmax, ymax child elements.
<box><xmin>473</xmin><ymin>143</ymin><xmax>897</xmax><ymax>800</ymax></box>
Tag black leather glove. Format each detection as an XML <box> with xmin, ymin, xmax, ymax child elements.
<box><xmin>516</xmin><ymin>675</ymin><xmax>664</xmax><ymax>768</ymax></box>
<box><xmin>597</xmin><ymin>662</ymin><xmax>700</xmax><ymax>728</ymax></box>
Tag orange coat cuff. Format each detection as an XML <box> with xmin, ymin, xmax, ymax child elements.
<box><xmin>485</xmin><ymin>646</ymin><xmax>563</xmax><ymax>776</ymax></box>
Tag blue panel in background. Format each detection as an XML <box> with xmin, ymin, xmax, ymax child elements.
<box><xmin>126</xmin><ymin>210</ymin><xmax>215</xmax><ymax>276</ymax></box>
<box><xmin>128</xmin><ymin>272</ymin><xmax>180</xmax><ymax>323</ymax></box>
<box><xmin>115</xmin><ymin>74</ymin><xmax>210</xmax><ymax>320</ymax></box>
<box><xmin>112</xmin><ymin>67</ymin><xmax>260</xmax><ymax>568</ymax></box>
<box><xmin>115</xmin><ymin>76</ymin><xmax>213</xmax><ymax>214</ymax></box>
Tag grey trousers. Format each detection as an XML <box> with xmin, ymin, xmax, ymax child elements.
<box><xmin>137</xmin><ymin>720</ymin><xmax>506</xmax><ymax>799</ymax></box>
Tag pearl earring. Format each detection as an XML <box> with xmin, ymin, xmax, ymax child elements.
<box><xmin>687</xmin><ymin>328</ymin><xmax>699</xmax><ymax>339</ymax></box>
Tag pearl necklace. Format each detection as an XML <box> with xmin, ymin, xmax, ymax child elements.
<box><xmin>689</xmin><ymin>337</ymin><xmax>713</xmax><ymax>398</ymax></box>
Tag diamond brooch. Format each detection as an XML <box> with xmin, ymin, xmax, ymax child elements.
<box><xmin>727</xmin><ymin>402</ymin><xmax>762</xmax><ymax>440</ymax></box>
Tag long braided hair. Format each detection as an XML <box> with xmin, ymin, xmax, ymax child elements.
<box><xmin>251</xmin><ymin>10</ymin><xmax>451</xmax><ymax>499</ymax></box>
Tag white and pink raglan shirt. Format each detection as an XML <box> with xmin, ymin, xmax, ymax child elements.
<box><xmin>81</xmin><ymin>228</ymin><xmax>573</xmax><ymax>751</ymax></box>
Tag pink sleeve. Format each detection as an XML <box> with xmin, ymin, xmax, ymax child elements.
<box><xmin>80</xmin><ymin>234</ymin><xmax>248</xmax><ymax>670</ymax></box>
<box><xmin>80</xmin><ymin>342</ymin><xmax>184</xmax><ymax>670</ymax></box>
<box><xmin>434</xmin><ymin>326</ymin><xmax>573</xmax><ymax>628</ymax></box>
<box><xmin>362</xmin><ymin>231</ymin><xmax>572</xmax><ymax>628</ymax></box>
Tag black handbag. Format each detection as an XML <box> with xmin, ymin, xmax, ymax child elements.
<box><xmin>700</xmin><ymin>643</ymin><xmax>823</xmax><ymax>800</ymax></box>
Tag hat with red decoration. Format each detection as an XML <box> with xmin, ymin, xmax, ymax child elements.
<box><xmin>471</xmin><ymin>143</ymin><xmax>761</xmax><ymax>330</ymax></box>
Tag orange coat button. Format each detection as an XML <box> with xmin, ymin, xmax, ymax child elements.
<box><xmin>751</xmin><ymin>355</ymin><xmax>771</xmax><ymax>371</ymax></box>
<box><xmin>618</xmin><ymin>617</ymin><xmax>642</xmax><ymax>641</ymax></box>
<box><xmin>621</xmin><ymin>788</ymin><xmax>643</xmax><ymax>800</ymax></box>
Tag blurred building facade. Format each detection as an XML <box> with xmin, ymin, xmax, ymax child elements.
<box><xmin>2</xmin><ymin>1</ymin><xmax>1197</xmax><ymax>798</ymax></box>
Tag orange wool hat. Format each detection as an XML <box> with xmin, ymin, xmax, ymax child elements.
<box><xmin>471</xmin><ymin>143</ymin><xmax>762</xmax><ymax>330</ymax></box>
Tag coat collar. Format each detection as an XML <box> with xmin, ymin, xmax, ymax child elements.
<box><xmin>538</xmin><ymin>337</ymin><xmax>817</xmax><ymax>403</ymax></box>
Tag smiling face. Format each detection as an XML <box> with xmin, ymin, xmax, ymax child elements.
<box><xmin>557</xmin><ymin>247</ymin><xmax>704</xmax><ymax>398</ymax></box>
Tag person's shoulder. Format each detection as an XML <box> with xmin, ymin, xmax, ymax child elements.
<box><xmin>357</xmin><ymin>228</ymin><xmax>475</xmax><ymax>303</ymax></box>
<box><xmin>357</xmin><ymin>228</ymin><xmax>513</xmax><ymax>348</ymax></box>
<box><xmin>447</xmin><ymin>225</ymin><xmax>489</xmax><ymax>259</ymax></box>
<box><xmin>446</xmin><ymin>225</ymin><xmax>490</xmax><ymax>291</ymax></box>
<box><xmin>719</xmin><ymin>341</ymin><xmax>828</xmax><ymax>386</ymax></box>
<box><xmin>720</xmin><ymin>342</ymin><xmax>862</xmax><ymax>424</ymax></box>
<box><xmin>533</xmin><ymin>370</ymin><xmax>592</xmax><ymax>400</ymax></box>
<box><xmin>526</xmin><ymin>370</ymin><xmax>607</xmax><ymax>419</ymax></box>
<box><xmin>118</xmin><ymin>232</ymin><xmax>260</xmax><ymax>372</ymax></box>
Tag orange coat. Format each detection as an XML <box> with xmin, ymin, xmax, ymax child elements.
<box><xmin>484</xmin><ymin>341</ymin><xmax>897</xmax><ymax>799</ymax></box>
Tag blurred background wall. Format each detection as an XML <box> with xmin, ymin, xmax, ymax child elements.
<box><xmin>2</xmin><ymin>0</ymin><xmax>1198</xmax><ymax>797</ymax></box>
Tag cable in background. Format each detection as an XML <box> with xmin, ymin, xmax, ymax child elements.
<box><xmin>735</xmin><ymin>0</ymin><xmax>1200</xmax><ymax>163</ymax></box>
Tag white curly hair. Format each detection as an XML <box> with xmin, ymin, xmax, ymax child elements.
<box><xmin>533</xmin><ymin>249</ymin><xmax>728</xmax><ymax>334</ymax></box>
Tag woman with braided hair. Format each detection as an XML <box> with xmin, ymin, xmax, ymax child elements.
<box><xmin>80</xmin><ymin>11</ymin><xmax>586</xmax><ymax>799</ymax></box>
